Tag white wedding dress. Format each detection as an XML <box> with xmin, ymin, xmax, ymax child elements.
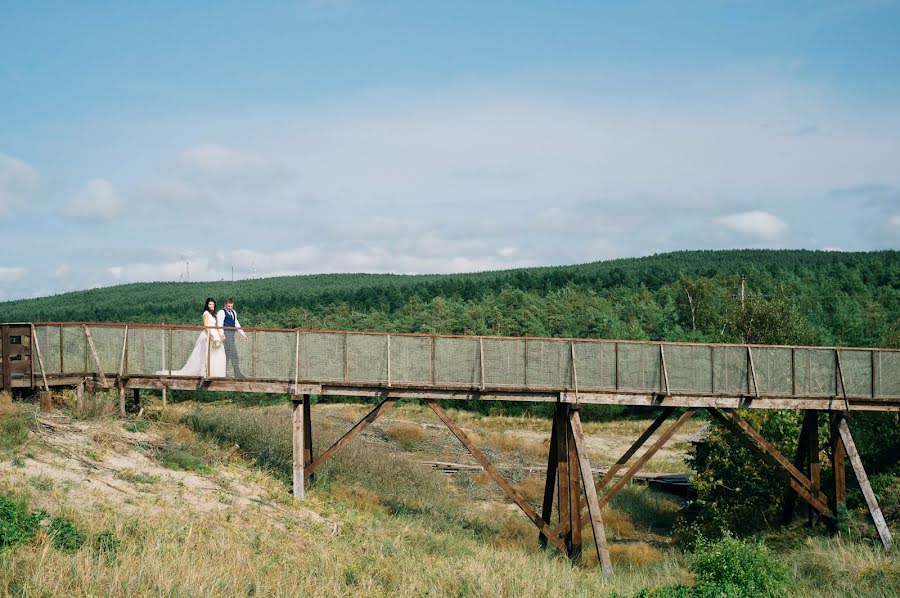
<box><xmin>158</xmin><ymin>311</ymin><xmax>226</xmax><ymax>377</ymax></box>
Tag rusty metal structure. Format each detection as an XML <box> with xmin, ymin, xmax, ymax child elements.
<box><xmin>2</xmin><ymin>321</ymin><xmax>896</xmax><ymax>572</ymax></box>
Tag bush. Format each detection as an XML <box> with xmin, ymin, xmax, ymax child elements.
<box><xmin>0</xmin><ymin>493</ymin><xmax>44</xmax><ymax>549</ymax></box>
<box><xmin>691</xmin><ymin>535</ymin><xmax>794</xmax><ymax>597</ymax></box>
<box><xmin>47</xmin><ymin>516</ymin><xmax>86</xmax><ymax>553</ymax></box>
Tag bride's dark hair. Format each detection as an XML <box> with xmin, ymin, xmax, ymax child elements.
<box><xmin>204</xmin><ymin>297</ymin><xmax>216</xmax><ymax>318</ymax></box>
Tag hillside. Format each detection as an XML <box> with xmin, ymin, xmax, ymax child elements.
<box><xmin>3</xmin><ymin>249</ymin><xmax>899</xmax><ymax>348</ymax></box>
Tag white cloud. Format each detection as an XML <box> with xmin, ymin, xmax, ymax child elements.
<box><xmin>891</xmin><ymin>215</ymin><xmax>900</xmax><ymax>227</ymax></box>
<box><xmin>53</xmin><ymin>264</ymin><xmax>72</xmax><ymax>278</ymax></box>
<box><xmin>714</xmin><ymin>210</ymin><xmax>789</xmax><ymax>241</ymax></box>
<box><xmin>0</xmin><ymin>266</ymin><xmax>27</xmax><ymax>283</ymax></box>
<box><xmin>67</xmin><ymin>178</ymin><xmax>124</xmax><ymax>219</ymax></box>
<box><xmin>181</xmin><ymin>143</ymin><xmax>282</xmax><ymax>182</ymax></box>
<box><xmin>0</xmin><ymin>153</ymin><xmax>40</xmax><ymax>216</ymax></box>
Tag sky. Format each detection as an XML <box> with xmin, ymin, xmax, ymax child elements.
<box><xmin>2</xmin><ymin>1</ymin><xmax>900</xmax><ymax>301</ymax></box>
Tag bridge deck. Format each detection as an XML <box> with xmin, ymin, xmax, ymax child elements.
<box><xmin>2</xmin><ymin>322</ymin><xmax>898</xmax><ymax>411</ymax></box>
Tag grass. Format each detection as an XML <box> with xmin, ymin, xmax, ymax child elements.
<box><xmin>0</xmin><ymin>393</ymin><xmax>34</xmax><ymax>454</ymax></box>
<box><xmin>383</xmin><ymin>422</ymin><xmax>427</xmax><ymax>449</ymax></box>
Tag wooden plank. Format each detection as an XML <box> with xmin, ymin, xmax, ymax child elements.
<box><xmin>425</xmin><ymin>399</ymin><xmax>567</xmax><ymax>554</ymax></box>
<box><xmin>708</xmin><ymin>409</ymin><xmax>831</xmax><ymax>516</ymax></box>
<box><xmin>387</xmin><ymin>334</ymin><xmax>392</xmax><ymax>387</ymax></box>
<box><xmin>82</xmin><ymin>325</ymin><xmax>109</xmax><ymax>388</ymax></box>
<box><xmin>305</xmin><ymin>397</ymin><xmax>397</xmax><ymax>477</ymax></box>
<box><xmin>1</xmin><ymin>325</ymin><xmax>10</xmax><ymax>392</ymax></box>
<box><xmin>303</xmin><ymin>394</ymin><xmax>313</xmax><ymax>482</ymax></box>
<box><xmin>569</xmin><ymin>409</ymin><xmax>613</xmax><ymax>576</ymax></box>
<box><xmin>479</xmin><ymin>337</ymin><xmax>486</xmax><ymax>390</ymax></box>
<box><xmin>831</xmin><ymin>413</ymin><xmax>847</xmax><ymax>512</ymax></box>
<box><xmin>556</xmin><ymin>405</ymin><xmax>571</xmax><ymax>539</ymax></box>
<box><xmin>836</xmin><ymin>350</ymin><xmax>850</xmax><ymax>411</ymax></box>
<box><xmin>30</xmin><ymin>325</ymin><xmax>50</xmax><ymax>391</ymax></box>
<box><xmin>118</xmin><ymin>385</ymin><xmax>125</xmax><ymax>417</ymax></box>
<box><xmin>538</xmin><ymin>409</ymin><xmax>559</xmax><ymax>549</ymax></box>
<box><xmin>808</xmin><ymin>410</ymin><xmax>820</xmax><ymax>525</ymax></box>
<box><xmin>117</xmin><ymin>325</ymin><xmax>129</xmax><ymax>379</ymax></box>
<box><xmin>292</xmin><ymin>397</ymin><xmax>306</xmax><ymax>499</ymax></box>
<box><xmin>838</xmin><ymin>418</ymin><xmax>893</xmax><ymax>549</ymax></box>
<box><xmin>76</xmin><ymin>381</ymin><xmax>84</xmax><ymax>411</ymax></box>
<box><xmin>748</xmin><ymin>346</ymin><xmax>760</xmax><ymax>397</ymax></box>
<box><xmin>660</xmin><ymin>344</ymin><xmax>670</xmax><ymax>395</ymax></box>
<box><xmin>59</xmin><ymin>325</ymin><xmax>65</xmax><ymax>374</ymax></box>
<box><xmin>566</xmin><ymin>414</ymin><xmax>583</xmax><ymax>560</ymax></box>
<box><xmin>597</xmin><ymin>409</ymin><xmax>696</xmax><ymax>510</ymax></box>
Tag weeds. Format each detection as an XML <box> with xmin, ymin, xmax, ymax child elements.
<box><xmin>47</xmin><ymin>516</ymin><xmax>86</xmax><ymax>553</ymax></box>
<box><xmin>384</xmin><ymin>422</ymin><xmax>427</xmax><ymax>449</ymax></box>
<box><xmin>0</xmin><ymin>493</ymin><xmax>44</xmax><ymax>549</ymax></box>
<box><xmin>0</xmin><ymin>393</ymin><xmax>34</xmax><ymax>453</ymax></box>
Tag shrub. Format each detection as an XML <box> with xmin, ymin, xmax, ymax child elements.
<box><xmin>0</xmin><ymin>493</ymin><xmax>44</xmax><ymax>549</ymax></box>
<box><xmin>690</xmin><ymin>535</ymin><xmax>794</xmax><ymax>597</ymax></box>
<box><xmin>91</xmin><ymin>530</ymin><xmax>121</xmax><ymax>563</ymax></box>
<box><xmin>48</xmin><ymin>516</ymin><xmax>86</xmax><ymax>553</ymax></box>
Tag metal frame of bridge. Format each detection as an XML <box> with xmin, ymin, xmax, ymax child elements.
<box><xmin>2</xmin><ymin>322</ymin><xmax>895</xmax><ymax>573</ymax></box>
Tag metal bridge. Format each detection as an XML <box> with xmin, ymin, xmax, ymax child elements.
<box><xmin>2</xmin><ymin>321</ymin><xmax>896</xmax><ymax>574</ymax></box>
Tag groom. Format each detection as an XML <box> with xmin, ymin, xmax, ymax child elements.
<box><xmin>216</xmin><ymin>297</ymin><xmax>248</xmax><ymax>378</ymax></box>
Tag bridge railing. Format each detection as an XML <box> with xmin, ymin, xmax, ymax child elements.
<box><xmin>24</xmin><ymin>322</ymin><xmax>900</xmax><ymax>400</ymax></box>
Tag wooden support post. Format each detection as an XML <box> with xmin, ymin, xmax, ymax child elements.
<box><xmin>837</xmin><ymin>417</ymin><xmax>893</xmax><ymax>549</ymax></box>
<box><xmin>808</xmin><ymin>411</ymin><xmax>820</xmax><ymax>525</ymax></box>
<box><xmin>292</xmin><ymin>396</ymin><xmax>307</xmax><ymax>499</ymax></box>
<box><xmin>782</xmin><ymin>410</ymin><xmax>815</xmax><ymax>523</ymax></box>
<box><xmin>566</xmin><ymin>413</ymin><xmax>583</xmax><ymax>560</ymax></box>
<box><xmin>161</xmin><ymin>386</ymin><xmax>167</xmax><ymax>409</ymax></box>
<box><xmin>39</xmin><ymin>391</ymin><xmax>52</xmax><ymax>413</ymax></box>
<box><xmin>831</xmin><ymin>413</ymin><xmax>846</xmax><ymax>515</ymax></box>
<box><xmin>303</xmin><ymin>394</ymin><xmax>313</xmax><ymax>481</ymax></box>
<box><xmin>538</xmin><ymin>408</ymin><xmax>560</xmax><ymax>549</ymax></box>
<box><xmin>556</xmin><ymin>405</ymin><xmax>571</xmax><ymax>541</ymax></box>
<box><xmin>569</xmin><ymin>408</ymin><xmax>613</xmax><ymax>576</ymax></box>
<box><xmin>425</xmin><ymin>399</ymin><xmax>567</xmax><ymax>554</ymax></box>
<box><xmin>118</xmin><ymin>384</ymin><xmax>125</xmax><ymax>417</ymax></box>
<box><xmin>305</xmin><ymin>397</ymin><xmax>397</xmax><ymax>478</ymax></box>
<box><xmin>76</xmin><ymin>381</ymin><xmax>84</xmax><ymax>411</ymax></box>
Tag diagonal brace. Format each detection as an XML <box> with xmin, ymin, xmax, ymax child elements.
<box><xmin>424</xmin><ymin>399</ymin><xmax>567</xmax><ymax>554</ymax></box>
<box><xmin>305</xmin><ymin>397</ymin><xmax>397</xmax><ymax>478</ymax></box>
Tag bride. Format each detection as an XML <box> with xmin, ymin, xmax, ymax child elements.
<box><xmin>158</xmin><ymin>298</ymin><xmax>226</xmax><ymax>377</ymax></box>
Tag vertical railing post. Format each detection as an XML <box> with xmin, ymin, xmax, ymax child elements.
<box><xmin>479</xmin><ymin>337</ymin><xmax>485</xmax><ymax>390</ymax></box>
<box><xmin>431</xmin><ymin>335</ymin><xmax>437</xmax><ymax>386</ymax></box>
<box><xmin>59</xmin><ymin>324</ymin><xmax>64</xmax><ymax>374</ymax></box>
<box><xmin>386</xmin><ymin>334</ymin><xmax>392</xmax><ymax>387</ymax></box>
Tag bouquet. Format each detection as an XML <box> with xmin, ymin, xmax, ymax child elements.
<box><xmin>212</xmin><ymin>340</ymin><xmax>223</xmax><ymax>349</ymax></box>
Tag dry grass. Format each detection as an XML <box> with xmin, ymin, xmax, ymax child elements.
<box><xmin>514</xmin><ymin>475</ymin><xmax>546</xmax><ymax>503</ymax></box>
<box><xmin>603</xmin><ymin>508</ymin><xmax>637</xmax><ymax>539</ymax></box>
<box><xmin>609</xmin><ymin>542</ymin><xmax>665</xmax><ymax>567</ymax></box>
<box><xmin>384</xmin><ymin>422</ymin><xmax>427</xmax><ymax>449</ymax></box>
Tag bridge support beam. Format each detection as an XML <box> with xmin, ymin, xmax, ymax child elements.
<box><xmin>291</xmin><ymin>394</ymin><xmax>313</xmax><ymax>499</ymax></box>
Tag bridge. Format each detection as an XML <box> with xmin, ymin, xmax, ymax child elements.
<box><xmin>2</xmin><ymin>321</ymin><xmax>896</xmax><ymax>573</ymax></box>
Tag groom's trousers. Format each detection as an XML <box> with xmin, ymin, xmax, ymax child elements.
<box><xmin>224</xmin><ymin>332</ymin><xmax>244</xmax><ymax>377</ymax></box>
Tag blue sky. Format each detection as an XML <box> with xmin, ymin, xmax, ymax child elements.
<box><xmin>2</xmin><ymin>1</ymin><xmax>900</xmax><ymax>300</ymax></box>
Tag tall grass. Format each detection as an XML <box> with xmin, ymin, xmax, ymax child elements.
<box><xmin>0</xmin><ymin>393</ymin><xmax>34</xmax><ymax>453</ymax></box>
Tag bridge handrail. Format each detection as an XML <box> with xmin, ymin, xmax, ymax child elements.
<box><xmin>11</xmin><ymin>321</ymin><xmax>898</xmax><ymax>401</ymax></box>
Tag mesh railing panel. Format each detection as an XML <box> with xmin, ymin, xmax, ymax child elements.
<box><xmin>436</xmin><ymin>337</ymin><xmax>480</xmax><ymax>386</ymax></box>
<box><xmin>250</xmin><ymin>330</ymin><xmax>297</xmax><ymax>380</ymax></box>
<box><xmin>348</xmin><ymin>334</ymin><xmax>387</xmax><ymax>383</ymax></box>
<box><xmin>572</xmin><ymin>341</ymin><xmax>615</xmax><ymax>390</ymax></box>
<box><xmin>841</xmin><ymin>350</ymin><xmax>873</xmax><ymax>398</ymax></box>
<box><xmin>753</xmin><ymin>347</ymin><xmax>792</xmax><ymax>395</ymax></box>
<box><xmin>126</xmin><ymin>326</ymin><xmax>166</xmax><ymax>376</ymax></box>
<box><xmin>300</xmin><ymin>332</ymin><xmax>344</xmax><ymax>382</ymax></box>
<box><xmin>713</xmin><ymin>346</ymin><xmax>748</xmax><ymax>394</ymax></box>
<box><xmin>34</xmin><ymin>326</ymin><xmax>61</xmax><ymax>375</ymax></box>
<box><xmin>795</xmin><ymin>349</ymin><xmax>836</xmax><ymax>397</ymax></box>
<box><xmin>619</xmin><ymin>343</ymin><xmax>661</xmax><ymax>392</ymax></box>
<box><xmin>876</xmin><ymin>351</ymin><xmax>900</xmax><ymax>397</ymax></box>
<box><xmin>25</xmin><ymin>324</ymin><xmax>900</xmax><ymax>400</ymax></box>
<box><xmin>484</xmin><ymin>338</ymin><xmax>526</xmax><ymax>387</ymax></box>
<box><xmin>667</xmin><ymin>344</ymin><xmax>713</xmax><ymax>393</ymax></box>
<box><xmin>391</xmin><ymin>335</ymin><xmax>433</xmax><ymax>385</ymax></box>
